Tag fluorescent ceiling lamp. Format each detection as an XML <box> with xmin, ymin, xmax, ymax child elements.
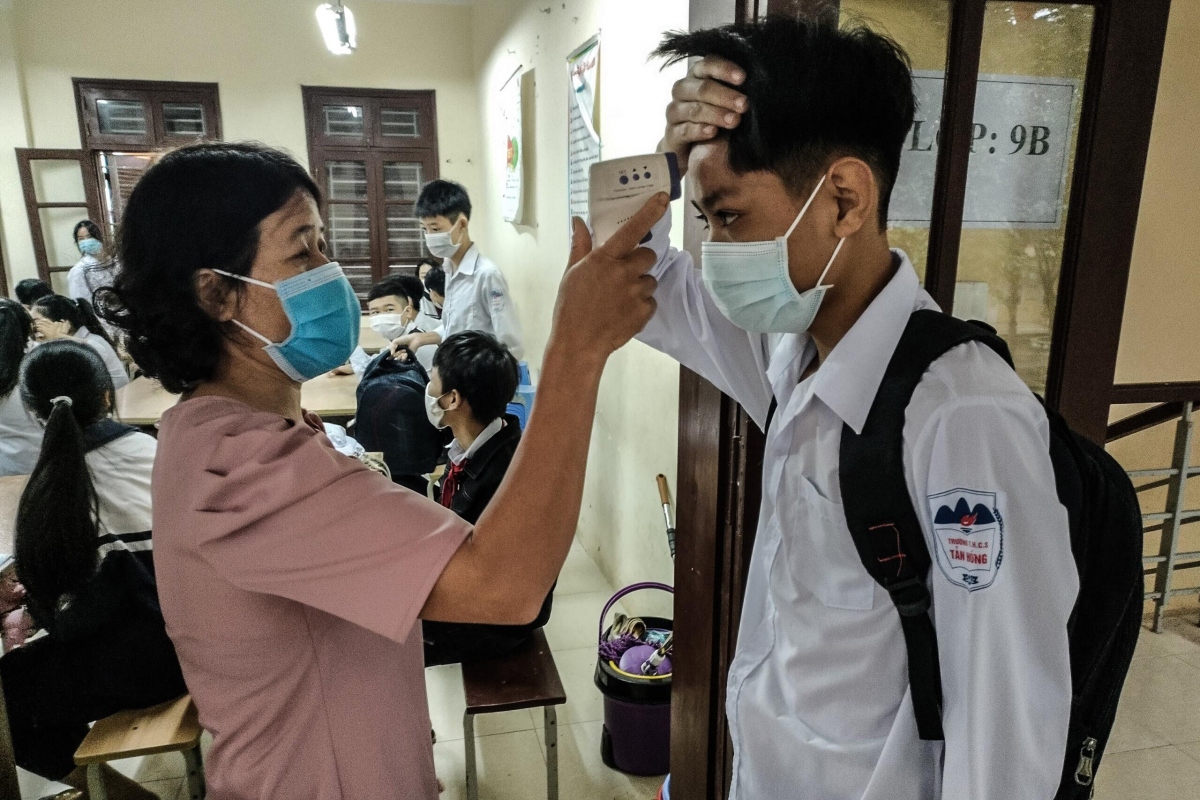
<box><xmin>316</xmin><ymin>2</ymin><xmax>357</xmax><ymax>55</ymax></box>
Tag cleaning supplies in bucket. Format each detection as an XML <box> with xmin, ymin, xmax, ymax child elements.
<box><xmin>595</xmin><ymin>582</ymin><xmax>674</xmax><ymax>775</ymax></box>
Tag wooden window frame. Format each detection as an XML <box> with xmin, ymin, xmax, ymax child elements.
<box><xmin>15</xmin><ymin>149</ymin><xmax>104</xmax><ymax>286</ymax></box>
<box><xmin>302</xmin><ymin>86</ymin><xmax>440</xmax><ymax>295</ymax></box>
<box><xmin>73</xmin><ymin>78</ymin><xmax>222</xmax><ymax>151</ymax></box>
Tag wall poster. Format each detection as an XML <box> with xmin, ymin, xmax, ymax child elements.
<box><xmin>567</xmin><ymin>35</ymin><xmax>601</xmax><ymax>224</ymax></box>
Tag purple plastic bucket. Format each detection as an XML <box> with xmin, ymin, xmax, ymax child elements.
<box><xmin>594</xmin><ymin>582</ymin><xmax>673</xmax><ymax>776</ymax></box>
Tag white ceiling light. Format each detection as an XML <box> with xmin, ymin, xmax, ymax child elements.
<box><xmin>316</xmin><ymin>2</ymin><xmax>357</xmax><ymax>55</ymax></box>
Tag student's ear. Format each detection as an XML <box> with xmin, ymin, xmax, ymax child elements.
<box><xmin>828</xmin><ymin>157</ymin><xmax>878</xmax><ymax>239</ymax></box>
<box><xmin>194</xmin><ymin>269</ymin><xmax>237</xmax><ymax>322</ymax></box>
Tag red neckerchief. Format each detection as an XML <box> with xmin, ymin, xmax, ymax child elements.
<box><xmin>440</xmin><ymin>458</ymin><xmax>469</xmax><ymax>509</ymax></box>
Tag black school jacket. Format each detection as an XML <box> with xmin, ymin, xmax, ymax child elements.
<box><xmin>445</xmin><ymin>415</ymin><xmax>553</xmax><ymax>629</ymax></box>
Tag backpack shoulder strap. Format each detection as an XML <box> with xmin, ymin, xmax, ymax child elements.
<box><xmin>838</xmin><ymin>309</ymin><xmax>1011</xmax><ymax>741</ymax></box>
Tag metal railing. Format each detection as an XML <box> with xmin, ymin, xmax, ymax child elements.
<box><xmin>1107</xmin><ymin>387</ymin><xmax>1200</xmax><ymax>633</ymax></box>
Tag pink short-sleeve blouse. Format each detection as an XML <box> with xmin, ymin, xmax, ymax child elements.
<box><xmin>153</xmin><ymin>396</ymin><xmax>471</xmax><ymax>799</ymax></box>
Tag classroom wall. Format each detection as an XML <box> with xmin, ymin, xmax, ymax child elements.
<box><xmin>1114</xmin><ymin>0</ymin><xmax>1200</xmax><ymax>386</ymax></box>
<box><xmin>471</xmin><ymin>0</ymin><xmax>688</xmax><ymax>612</ymax></box>
<box><xmin>0</xmin><ymin>0</ymin><xmax>484</xmax><ymax>283</ymax></box>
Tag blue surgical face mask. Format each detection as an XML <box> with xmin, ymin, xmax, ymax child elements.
<box><xmin>700</xmin><ymin>174</ymin><xmax>846</xmax><ymax>333</ymax></box>
<box><xmin>212</xmin><ymin>262</ymin><xmax>361</xmax><ymax>382</ymax></box>
<box><xmin>78</xmin><ymin>238</ymin><xmax>102</xmax><ymax>257</ymax></box>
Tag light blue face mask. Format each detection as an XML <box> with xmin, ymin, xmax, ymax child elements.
<box><xmin>700</xmin><ymin>173</ymin><xmax>846</xmax><ymax>333</ymax></box>
<box><xmin>213</xmin><ymin>262</ymin><xmax>361</xmax><ymax>382</ymax></box>
<box><xmin>78</xmin><ymin>238</ymin><xmax>103</xmax><ymax>257</ymax></box>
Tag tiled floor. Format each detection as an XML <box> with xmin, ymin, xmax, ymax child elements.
<box><xmin>19</xmin><ymin>547</ymin><xmax>1200</xmax><ymax>799</ymax></box>
<box><xmin>427</xmin><ymin>542</ymin><xmax>665</xmax><ymax>800</ymax></box>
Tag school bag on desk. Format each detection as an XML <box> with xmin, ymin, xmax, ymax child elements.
<box><xmin>830</xmin><ymin>310</ymin><xmax>1141</xmax><ymax>800</ymax></box>
<box><xmin>354</xmin><ymin>350</ymin><xmax>447</xmax><ymax>494</ymax></box>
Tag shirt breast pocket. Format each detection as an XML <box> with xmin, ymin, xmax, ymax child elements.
<box><xmin>778</xmin><ymin>475</ymin><xmax>876</xmax><ymax>611</ymax></box>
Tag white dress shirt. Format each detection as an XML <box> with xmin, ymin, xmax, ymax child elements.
<box><xmin>636</xmin><ymin>209</ymin><xmax>1077</xmax><ymax>799</ymax></box>
<box><xmin>0</xmin><ymin>387</ymin><xmax>43</xmax><ymax>477</ymax></box>
<box><xmin>66</xmin><ymin>255</ymin><xmax>117</xmax><ymax>302</ymax></box>
<box><xmin>439</xmin><ymin>246</ymin><xmax>525</xmax><ymax>360</ymax></box>
<box><xmin>87</xmin><ymin>429</ymin><xmax>156</xmax><ymax>553</ymax></box>
<box><xmin>75</xmin><ymin>327</ymin><xmax>129</xmax><ymax>390</ymax></box>
<box><xmin>447</xmin><ymin>416</ymin><xmax>505</xmax><ymax>466</ymax></box>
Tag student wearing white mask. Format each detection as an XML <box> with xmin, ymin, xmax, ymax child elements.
<box><xmin>333</xmin><ymin>275</ymin><xmax>435</xmax><ymax>375</ymax></box>
<box><xmin>390</xmin><ymin>181</ymin><xmax>525</xmax><ymax>360</ymax></box>
<box><xmin>638</xmin><ymin>18</ymin><xmax>1080</xmax><ymax>800</ymax></box>
<box><xmin>66</xmin><ymin>220</ymin><xmax>118</xmax><ymax>303</ymax></box>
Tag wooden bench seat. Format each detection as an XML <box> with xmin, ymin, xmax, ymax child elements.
<box><xmin>460</xmin><ymin>629</ymin><xmax>566</xmax><ymax>800</ymax></box>
<box><xmin>74</xmin><ymin>695</ymin><xmax>205</xmax><ymax>799</ymax></box>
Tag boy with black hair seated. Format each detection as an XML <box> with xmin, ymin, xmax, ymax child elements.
<box><xmin>415</xmin><ymin>258</ymin><xmax>443</xmax><ymax>329</ymax></box>
<box><xmin>422</xmin><ymin>330</ymin><xmax>552</xmax><ymax>666</ymax></box>
<box><xmin>334</xmin><ymin>274</ymin><xmax>435</xmax><ymax>375</ymax></box>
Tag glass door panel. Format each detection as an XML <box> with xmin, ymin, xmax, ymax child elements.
<box><xmin>841</xmin><ymin>0</ymin><xmax>951</xmax><ymax>279</ymax></box>
<box><xmin>952</xmin><ymin>2</ymin><xmax>1094</xmax><ymax>393</ymax></box>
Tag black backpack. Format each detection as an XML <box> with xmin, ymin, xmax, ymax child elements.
<box><xmin>832</xmin><ymin>310</ymin><xmax>1143</xmax><ymax>799</ymax></box>
<box><xmin>355</xmin><ymin>351</ymin><xmax>446</xmax><ymax>481</ymax></box>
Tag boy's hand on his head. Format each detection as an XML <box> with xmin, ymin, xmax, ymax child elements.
<box><xmin>661</xmin><ymin>55</ymin><xmax>748</xmax><ymax>177</ymax></box>
<box><xmin>553</xmin><ymin>194</ymin><xmax>667</xmax><ymax>363</ymax></box>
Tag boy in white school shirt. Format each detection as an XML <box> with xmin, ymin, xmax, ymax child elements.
<box><xmin>390</xmin><ymin>180</ymin><xmax>525</xmax><ymax>360</ymax></box>
<box><xmin>636</xmin><ymin>17</ymin><xmax>1078</xmax><ymax>800</ymax></box>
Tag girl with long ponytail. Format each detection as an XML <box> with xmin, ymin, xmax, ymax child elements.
<box><xmin>0</xmin><ymin>299</ymin><xmax>43</xmax><ymax>475</ymax></box>
<box><xmin>30</xmin><ymin>294</ymin><xmax>130</xmax><ymax>389</ymax></box>
<box><xmin>1</xmin><ymin>340</ymin><xmax>184</xmax><ymax>799</ymax></box>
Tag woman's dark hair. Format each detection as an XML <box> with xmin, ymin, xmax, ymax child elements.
<box><xmin>0</xmin><ymin>299</ymin><xmax>32</xmax><ymax>397</ymax></box>
<box><xmin>73</xmin><ymin>220</ymin><xmax>105</xmax><ymax>250</ymax></box>
<box><xmin>33</xmin><ymin>294</ymin><xmax>117</xmax><ymax>350</ymax></box>
<box><xmin>15</xmin><ymin>340</ymin><xmax>114</xmax><ymax>620</ymax></box>
<box><xmin>433</xmin><ymin>331</ymin><xmax>519</xmax><ymax>426</ymax></box>
<box><xmin>424</xmin><ymin>265</ymin><xmax>446</xmax><ymax>297</ymax></box>
<box><xmin>654</xmin><ymin>17</ymin><xmax>915</xmax><ymax>227</ymax></box>
<box><xmin>14</xmin><ymin>278</ymin><xmax>52</xmax><ymax>306</ymax></box>
<box><xmin>96</xmin><ymin>142</ymin><xmax>321</xmax><ymax>394</ymax></box>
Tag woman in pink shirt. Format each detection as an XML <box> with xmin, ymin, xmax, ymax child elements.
<box><xmin>94</xmin><ymin>142</ymin><xmax>666</xmax><ymax>800</ymax></box>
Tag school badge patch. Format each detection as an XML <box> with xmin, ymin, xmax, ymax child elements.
<box><xmin>927</xmin><ymin>488</ymin><xmax>1005</xmax><ymax>592</ymax></box>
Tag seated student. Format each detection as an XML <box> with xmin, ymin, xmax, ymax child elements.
<box><xmin>0</xmin><ymin>300</ymin><xmax>43</xmax><ymax>476</ymax></box>
<box><xmin>334</xmin><ymin>274</ymin><xmax>434</xmax><ymax>375</ymax></box>
<box><xmin>416</xmin><ymin>258</ymin><xmax>442</xmax><ymax>328</ymax></box>
<box><xmin>2</xmin><ymin>340</ymin><xmax>185</xmax><ymax>799</ymax></box>
<box><xmin>14</xmin><ymin>278</ymin><xmax>53</xmax><ymax>310</ymax></box>
<box><xmin>422</xmin><ymin>331</ymin><xmax>553</xmax><ymax>666</ymax></box>
<box><xmin>420</xmin><ymin>263</ymin><xmax>445</xmax><ymax>323</ymax></box>
<box><xmin>30</xmin><ymin>294</ymin><xmax>130</xmax><ymax>389</ymax></box>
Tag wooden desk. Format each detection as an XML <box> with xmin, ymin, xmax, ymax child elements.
<box><xmin>360</xmin><ymin>316</ymin><xmax>390</xmax><ymax>353</ymax></box>
<box><xmin>115</xmin><ymin>373</ymin><xmax>362</xmax><ymax>427</ymax></box>
<box><xmin>0</xmin><ymin>475</ymin><xmax>26</xmax><ymax>554</ymax></box>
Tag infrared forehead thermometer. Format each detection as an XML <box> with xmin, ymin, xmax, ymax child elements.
<box><xmin>589</xmin><ymin>153</ymin><xmax>682</xmax><ymax>247</ymax></box>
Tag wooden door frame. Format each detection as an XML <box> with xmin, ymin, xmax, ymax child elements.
<box><xmin>15</xmin><ymin>148</ymin><xmax>104</xmax><ymax>286</ymax></box>
<box><xmin>669</xmin><ymin>1</ymin><xmax>1173</xmax><ymax>797</ymax></box>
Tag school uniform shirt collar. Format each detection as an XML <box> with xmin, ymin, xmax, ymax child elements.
<box><xmin>445</xmin><ymin>244</ymin><xmax>480</xmax><ymax>279</ymax></box>
<box><xmin>446</xmin><ymin>416</ymin><xmax>505</xmax><ymax>465</ymax></box>
<box><xmin>765</xmin><ymin>249</ymin><xmax>927</xmax><ymax>436</ymax></box>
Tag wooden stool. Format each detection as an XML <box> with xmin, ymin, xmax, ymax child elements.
<box><xmin>73</xmin><ymin>695</ymin><xmax>204</xmax><ymax>800</ymax></box>
<box><xmin>461</xmin><ymin>629</ymin><xmax>566</xmax><ymax>800</ymax></box>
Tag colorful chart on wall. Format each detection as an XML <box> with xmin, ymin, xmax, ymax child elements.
<box><xmin>567</xmin><ymin>35</ymin><xmax>601</xmax><ymax>224</ymax></box>
<box><xmin>500</xmin><ymin>64</ymin><xmax>524</xmax><ymax>223</ymax></box>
